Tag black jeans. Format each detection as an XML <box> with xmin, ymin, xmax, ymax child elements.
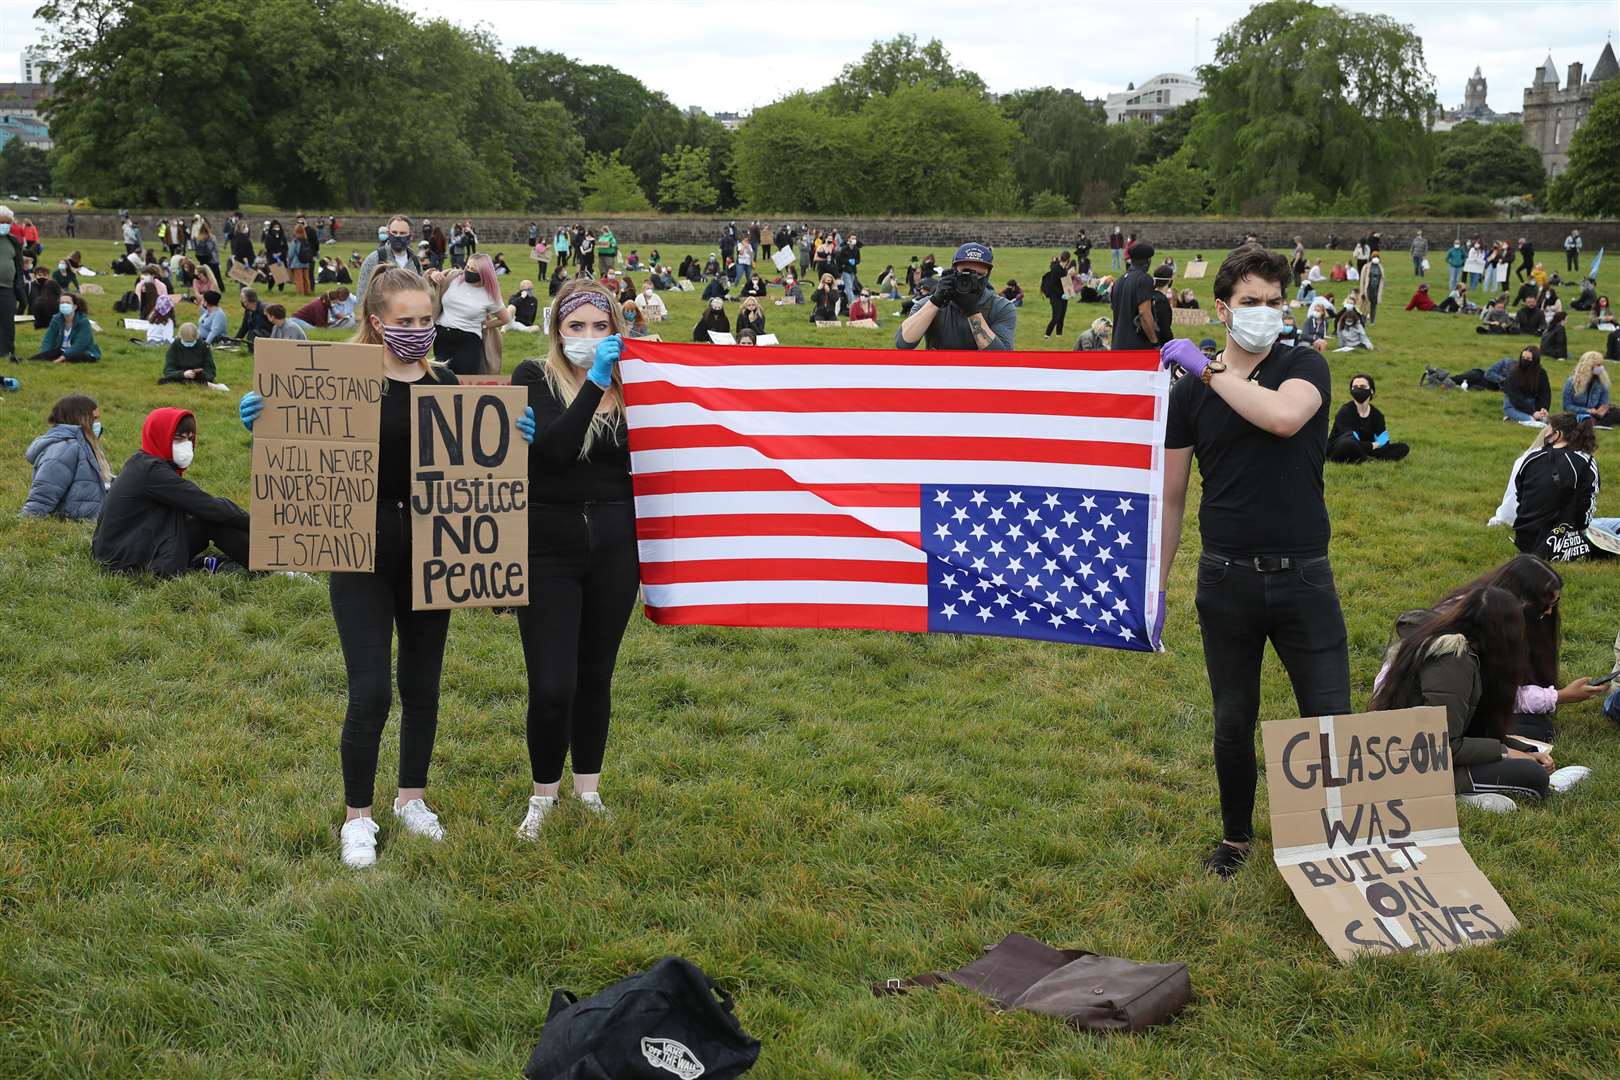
<box><xmin>186</xmin><ymin>515</ymin><xmax>251</xmax><ymax>566</ymax></box>
<box><xmin>1194</xmin><ymin>553</ymin><xmax>1351</xmax><ymax>843</ymax></box>
<box><xmin>0</xmin><ymin>288</ymin><xmax>15</xmax><ymax>358</ymax></box>
<box><xmin>516</xmin><ymin>502</ymin><xmax>641</xmax><ymax>784</ymax></box>
<box><xmin>1456</xmin><ymin>758</ymin><xmax>1548</xmax><ymax>800</ymax></box>
<box><xmin>1045</xmin><ymin>295</ymin><xmax>1067</xmax><ymax>336</ymax></box>
<box><xmin>433</xmin><ymin>324</ymin><xmax>484</xmax><ymax>376</ymax></box>
<box><xmin>330</xmin><ymin>500</ymin><xmax>452</xmax><ymax>808</ymax></box>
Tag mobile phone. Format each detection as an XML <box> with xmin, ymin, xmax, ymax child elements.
<box><xmin>1588</xmin><ymin>670</ymin><xmax>1620</xmax><ymax>687</ymax></box>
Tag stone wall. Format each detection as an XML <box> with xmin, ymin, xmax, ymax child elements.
<box><xmin>17</xmin><ymin>209</ymin><xmax>1620</xmax><ymax>254</ymax></box>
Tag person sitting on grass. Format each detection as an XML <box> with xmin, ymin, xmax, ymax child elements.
<box><xmin>1571</xmin><ymin>277</ymin><xmax>1598</xmax><ymax>312</ymax></box>
<box><xmin>776</xmin><ymin>274</ymin><xmax>803</xmax><ymax>306</ymax></box>
<box><xmin>1327</xmin><ymin>374</ymin><xmax>1408</xmax><ymax>462</ymax></box>
<box><xmin>158</xmin><ymin>322</ymin><xmax>216</xmax><ymax>385</ymax></box>
<box><xmin>811</xmin><ymin>274</ymin><xmax>841</xmax><ymax>322</ymax></box>
<box><xmin>736</xmin><ymin>328</ymin><xmax>758</xmax><ymax>346</ymax></box>
<box><xmin>265</xmin><ymin>303</ymin><xmax>307</xmax><ymax>342</ymax></box>
<box><xmin>1563</xmin><ymin>351</ymin><xmax>1611</xmax><ymax>425</ymax></box>
<box><xmin>197</xmin><ymin>290</ymin><xmax>228</xmax><ymax>344</ymax></box>
<box><xmin>693</xmin><ymin>297</ymin><xmax>732</xmax><ymax>342</ymax></box>
<box><xmin>740</xmin><ymin>273</ymin><xmax>768</xmax><ymax>299</ymax></box>
<box><xmin>21</xmin><ymin>393</ymin><xmax>112</xmax><ymax>521</ymax></box>
<box><xmin>1503</xmin><ymin>346</ymin><xmax>1551</xmax><ymax>424</ymax></box>
<box><xmin>1589</xmin><ymin>296</ymin><xmax>1616</xmax><ymax>331</ymax></box>
<box><xmin>1498</xmin><ymin>411</ymin><xmax>1620</xmax><ymax>561</ymax></box>
<box><xmin>1404</xmin><ymin>282</ymin><xmax>1437</xmax><ymax>311</ymax></box>
<box><xmin>1072</xmin><ymin>316</ymin><xmax>1111</xmax><ymax>351</ymax></box>
<box><xmin>91</xmin><ymin>407</ymin><xmax>251</xmax><ymax>576</ymax></box>
<box><xmin>637</xmin><ymin>282</ymin><xmax>667</xmax><ymax>321</ymax></box>
<box><xmin>735</xmin><ymin>295</ymin><xmax>766</xmax><ymax>336</ymax></box>
<box><xmin>30</xmin><ymin>294</ymin><xmax>101</xmax><ymax>363</ymax></box>
<box><xmin>1515</xmin><ymin>295</ymin><xmax>1544</xmax><ymax>335</ymax></box>
<box><xmin>1334</xmin><ymin>301</ymin><xmax>1373</xmax><ymax>350</ymax></box>
<box><xmin>622</xmin><ymin>301</ymin><xmax>656</xmax><ymax>340</ymax></box>
<box><xmin>27</xmin><ymin>266</ymin><xmax>61</xmax><ymax>328</ymax></box>
<box><xmin>1370</xmin><ymin>586</ymin><xmax>1589</xmax><ymax>812</ymax></box>
<box><xmin>701</xmin><ymin>272</ymin><xmax>730</xmax><ymax>305</ymax></box>
<box><xmin>1541</xmin><ymin>310</ymin><xmax>1569</xmax><ymax>361</ymax></box>
<box><xmin>507</xmin><ymin>279</ymin><xmax>541</xmax><ymax>333</ymax></box>
<box><xmin>1000</xmin><ymin>279</ymin><xmax>1024</xmax><ymax>306</ymax></box>
<box><xmin>1436</xmin><ymin>283</ymin><xmax>1476</xmax><ymax>314</ymax></box>
<box><xmin>848</xmin><ymin>289</ymin><xmax>878</xmax><ymax>325</ymax></box>
<box><xmin>1477</xmin><ymin>298</ymin><xmax>1517</xmax><ymax>334</ymax></box>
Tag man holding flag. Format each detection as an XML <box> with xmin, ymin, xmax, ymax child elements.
<box><xmin>1158</xmin><ymin>244</ymin><xmax>1351</xmax><ymax>880</ymax></box>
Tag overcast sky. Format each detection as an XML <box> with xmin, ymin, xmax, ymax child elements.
<box><xmin>2</xmin><ymin>0</ymin><xmax>1615</xmax><ymax>114</ymax></box>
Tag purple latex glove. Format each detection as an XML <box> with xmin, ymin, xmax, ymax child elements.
<box><xmin>1160</xmin><ymin>338</ymin><xmax>1208</xmax><ymax>380</ymax></box>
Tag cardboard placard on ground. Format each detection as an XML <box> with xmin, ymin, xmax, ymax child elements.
<box><xmin>78</xmin><ymin>283</ymin><xmax>105</xmax><ymax>295</ymax></box>
<box><xmin>1171</xmin><ymin>308</ymin><xmax>1212</xmax><ymax>326</ymax></box>
<box><xmin>249</xmin><ymin>340</ymin><xmax>386</xmax><ymax>573</ymax></box>
<box><xmin>1261</xmin><ymin>707</ymin><xmax>1517</xmax><ymax>962</ymax></box>
<box><xmin>814</xmin><ymin>320</ymin><xmax>842</xmax><ymax>328</ymax></box>
<box><xmin>1182</xmin><ymin>260</ymin><xmax>1208</xmax><ymax>279</ymax></box>
<box><xmin>846</xmin><ymin>318</ymin><xmax>879</xmax><ymax>329</ymax></box>
<box><xmin>707</xmin><ymin>330</ymin><xmax>736</xmax><ymax>345</ymax></box>
<box><xmin>409</xmin><ymin>385</ymin><xmax>530</xmax><ymax>610</ymax></box>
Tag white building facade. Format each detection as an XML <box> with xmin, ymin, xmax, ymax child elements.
<box><xmin>1103</xmin><ymin>73</ymin><xmax>1203</xmax><ymax>124</ymax></box>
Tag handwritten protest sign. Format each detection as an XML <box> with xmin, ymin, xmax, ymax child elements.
<box><xmin>249</xmin><ymin>340</ymin><xmax>385</xmax><ymax>572</ymax></box>
<box><xmin>1262</xmin><ymin>707</ymin><xmax>1517</xmax><ymax>962</ymax></box>
<box><xmin>772</xmin><ymin>247</ymin><xmax>795</xmax><ymax>271</ymax></box>
<box><xmin>1171</xmin><ymin>308</ymin><xmax>1212</xmax><ymax>327</ymax></box>
<box><xmin>228</xmin><ymin>262</ymin><xmax>258</xmax><ymax>287</ymax></box>
<box><xmin>1182</xmin><ymin>260</ymin><xmax>1208</xmax><ymax>279</ymax></box>
<box><xmin>410</xmin><ymin>385</ymin><xmax>530</xmax><ymax>610</ymax></box>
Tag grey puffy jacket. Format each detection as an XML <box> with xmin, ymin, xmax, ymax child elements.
<box><xmin>21</xmin><ymin>424</ymin><xmax>106</xmax><ymax>520</ymax></box>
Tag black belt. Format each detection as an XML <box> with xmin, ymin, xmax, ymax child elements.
<box><xmin>1204</xmin><ymin>552</ymin><xmax>1328</xmax><ymax>573</ymax></box>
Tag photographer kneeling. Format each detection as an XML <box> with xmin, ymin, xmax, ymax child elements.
<box><xmin>895</xmin><ymin>242</ymin><xmax>1017</xmax><ymax>351</ymax></box>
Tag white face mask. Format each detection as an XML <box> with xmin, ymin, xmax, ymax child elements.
<box><xmin>561</xmin><ymin>336</ymin><xmax>596</xmax><ymax>368</ymax></box>
<box><xmin>1223</xmin><ymin>303</ymin><xmax>1285</xmax><ymax>353</ymax></box>
<box><xmin>171</xmin><ymin>439</ymin><xmax>195</xmax><ymax>469</ymax></box>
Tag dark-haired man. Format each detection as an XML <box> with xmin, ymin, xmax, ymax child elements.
<box><xmin>1157</xmin><ymin>244</ymin><xmax>1350</xmax><ymax>879</ymax></box>
<box><xmin>1111</xmin><ymin>241</ymin><xmax>1162</xmax><ymax>350</ymax></box>
<box><xmin>895</xmin><ymin>242</ymin><xmax>1016</xmax><ymax>351</ymax></box>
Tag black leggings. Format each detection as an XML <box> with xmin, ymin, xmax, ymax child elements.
<box><xmin>1456</xmin><ymin>758</ymin><xmax>1548</xmax><ymax>801</ymax></box>
<box><xmin>330</xmin><ymin>501</ymin><xmax>452</xmax><ymax>808</ymax></box>
<box><xmin>1327</xmin><ymin>435</ymin><xmax>1410</xmax><ymax>463</ymax></box>
<box><xmin>186</xmin><ymin>515</ymin><xmax>251</xmax><ymax>566</ymax></box>
<box><xmin>1045</xmin><ymin>295</ymin><xmax>1067</xmax><ymax>336</ymax></box>
<box><xmin>516</xmin><ymin>502</ymin><xmax>641</xmax><ymax>784</ymax></box>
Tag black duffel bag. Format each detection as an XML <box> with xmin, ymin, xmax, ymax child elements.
<box><xmin>524</xmin><ymin>957</ymin><xmax>760</xmax><ymax>1080</ymax></box>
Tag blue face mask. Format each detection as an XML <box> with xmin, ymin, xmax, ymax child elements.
<box><xmin>92</xmin><ymin>421</ymin><xmax>103</xmax><ymax>439</ymax></box>
<box><xmin>0</xmin><ymin>223</ymin><xmax>11</xmax><ymax>236</ymax></box>
<box><xmin>181</xmin><ymin>338</ymin><xmax>197</xmax><ymax>348</ymax></box>
<box><xmin>59</xmin><ymin>302</ymin><xmax>74</xmax><ymax>317</ymax></box>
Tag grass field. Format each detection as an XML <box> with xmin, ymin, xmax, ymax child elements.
<box><xmin>3</xmin><ymin>234</ymin><xmax>1620</xmax><ymax>1078</ymax></box>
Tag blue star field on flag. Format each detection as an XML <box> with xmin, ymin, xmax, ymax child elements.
<box><xmin>921</xmin><ymin>485</ymin><xmax>1155</xmax><ymax>650</ymax></box>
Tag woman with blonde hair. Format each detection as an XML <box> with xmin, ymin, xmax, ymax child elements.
<box><xmin>735</xmin><ymin>294</ymin><xmax>766</xmax><ymax>337</ymax></box>
<box><xmin>509</xmin><ymin>280</ymin><xmax>639</xmax><ymax>836</ymax></box>
<box><xmin>237</xmin><ymin>265</ymin><xmax>532</xmax><ymax>868</ymax></box>
<box><xmin>1562</xmin><ymin>351</ymin><xmax>1611</xmax><ymax>424</ymax></box>
<box><xmin>811</xmin><ymin>273</ymin><xmax>840</xmax><ymax>321</ymax></box>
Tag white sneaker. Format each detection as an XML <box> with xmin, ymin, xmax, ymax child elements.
<box><xmin>1459</xmin><ymin>792</ymin><xmax>1518</xmax><ymax>813</ymax></box>
<box><xmin>340</xmin><ymin>816</ymin><xmax>380</xmax><ymax>868</ymax></box>
<box><xmin>516</xmin><ymin>795</ymin><xmax>558</xmax><ymax>840</ymax></box>
<box><xmin>392</xmin><ymin>798</ymin><xmax>446</xmax><ymax>841</ymax></box>
<box><xmin>578</xmin><ymin>791</ymin><xmax>610</xmax><ymax>818</ymax></box>
<box><xmin>1549</xmin><ymin>766</ymin><xmax>1593</xmax><ymax>794</ymax></box>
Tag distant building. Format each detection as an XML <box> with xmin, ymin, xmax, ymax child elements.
<box><xmin>0</xmin><ymin>114</ymin><xmax>51</xmax><ymax>151</ymax></box>
<box><xmin>711</xmin><ymin>111</ymin><xmax>746</xmax><ymax>131</ymax></box>
<box><xmin>21</xmin><ymin>46</ymin><xmax>55</xmax><ymax>84</ymax></box>
<box><xmin>1432</xmin><ymin>66</ymin><xmax>1520</xmax><ymax>132</ymax></box>
<box><xmin>1103</xmin><ymin>73</ymin><xmax>1202</xmax><ymax>124</ymax></box>
<box><xmin>0</xmin><ymin>82</ymin><xmax>52</xmax><ymax>148</ymax></box>
<box><xmin>1521</xmin><ymin>44</ymin><xmax>1619</xmax><ymax>176</ymax></box>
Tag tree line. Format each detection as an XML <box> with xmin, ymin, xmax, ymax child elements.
<box><xmin>19</xmin><ymin>0</ymin><xmax>1609</xmax><ymax>218</ymax></box>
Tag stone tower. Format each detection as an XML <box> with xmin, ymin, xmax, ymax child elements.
<box><xmin>1522</xmin><ymin>44</ymin><xmax>1619</xmax><ymax>176</ymax></box>
<box><xmin>1465</xmin><ymin>66</ymin><xmax>1487</xmax><ymax>112</ymax></box>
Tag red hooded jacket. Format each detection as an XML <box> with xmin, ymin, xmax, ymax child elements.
<box><xmin>140</xmin><ymin>406</ymin><xmax>192</xmax><ymax>473</ymax></box>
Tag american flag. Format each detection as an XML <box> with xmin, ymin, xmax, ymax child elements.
<box><xmin>619</xmin><ymin>341</ymin><xmax>1168</xmax><ymax>652</ymax></box>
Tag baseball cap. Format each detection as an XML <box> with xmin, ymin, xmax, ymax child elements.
<box><xmin>1128</xmin><ymin>241</ymin><xmax>1155</xmax><ymax>263</ymax></box>
<box><xmin>952</xmin><ymin>242</ymin><xmax>994</xmax><ymax>268</ymax></box>
<box><xmin>1199</xmin><ymin>337</ymin><xmax>1218</xmax><ymax>350</ymax></box>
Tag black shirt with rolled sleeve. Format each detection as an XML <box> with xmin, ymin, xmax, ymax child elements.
<box><xmin>511</xmin><ymin>360</ymin><xmax>632</xmax><ymax>506</ymax></box>
<box><xmin>1164</xmin><ymin>342</ymin><xmax>1334</xmax><ymax>558</ymax></box>
<box><xmin>1110</xmin><ymin>267</ymin><xmax>1159</xmax><ymax>349</ymax></box>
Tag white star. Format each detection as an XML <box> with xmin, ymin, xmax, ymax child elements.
<box><xmin>969</xmin><ymin>490</ymin><xmax>987</xmax><ymax>506</ymax></box>
<box><xmin>1120</xmin><ymin>627</ymin><xmax>1136</xmax><ymax>641</ymax></box>
<box><xmin>1060</xmin><ymin>510</ymin><xmax>1078</xmax><ymax>526</ymax></box>
<box><xmin>970</xmin><ymin>523</ymin><xmax>987</xmax><ymax>539</ymax></box>
<box><xmin>976</xmin><ymin>606</ymin><xmax>993</xmax><ymax>622</ymax></box>
<box><xmin>933</xmin><ymin>489</ymin><xmax>952</xmax><ymax>506</ymax></box>
<box><xmin>1085</xmin><ymin>622</ymin><xmax>1098</xmax><ymax>633</ymax></box>
<box><xmin>1098</xmin><ymin>513</ymin><xmax>1116</xmax><ymax>529</ymax></box>
<box><xmin>1059</xmin><ymin>544</ymin><xmax>1077</xmax><ymax>560</ymax></box>
<box><xmin>959</xmin><ymin>588</ymin><xmax>977</xmax><ymax>604</ymax></box>
<box><xmin>1095</xmin><ymin>547</ymin><xmax>1114</xmax><ymax>565</ymax></box>
<box><xmin>952</xmin><ymin>506</ymin><xmax>969</xmax><ymax>522</ymax></box>
<box><xmin>1007</xmin><ymin>524</ymin><xmax>1024</xmax><ymax>540</ymax></box>
<box><xmin>1113</xmin><ymin>564</ymin><xmax>1130</xmax><ymax>581</ymax></box>
<box><xmin>1079</xmin><ymin>495</ymin><xmax>1097</xmax><ymax>511</ymax></box>
<box><xmin>1060</xmin><ymin>574</ymin><xmax>1078</xmax><ymax>592</ymax></box>
<box><xmin>1094</xmin><ymin>579</ymin><xmax>1112</xmax><ymax>597</ymax></box>
<box><xmin>934</xmin><ymin>523</ymin><xmax>951</xmax><ymax>540</ymax></box>
<box><xmin>1115</xmin><ymin>531</ymin><xmax>1132</xmax><ymax>548</ymax></box>
<box><xmin>1007</xmin><ymin>558</ymin><xmax>1025</xmax><ymax>573</ymax></box>
<box><xmin>1025</xmin><ymin>574</ymin><xmax>1043</xmax><ymax>591</ymax></box>
<box><xmin>1042</xmin><ymin>558</ymin><xmax>1059</xmax><ymax>574</ymax></box>
<box><xmin>1065</xmin><ymin>606</ymin><xmax>1080</xmax><ymax>620</ymax></box>
<box><xmin>1007</xmin><ymin>491</ymin><xmax>1025</xmax><ymax>507</ymax></box>
<box><xmin>1099</xmin><ymin>610</ymin><xmax>1117</xmax><ymax>626</ymax></box>
<box><xmin>1077</xmin><ymin>562</ymin><xmax>1095</xmax><ymax>580</ymax></box>
<box><xmin>988</xmin><ymin>541</ymin><xmax>1005</xmax><ymax>557</ymax></box>
<box><xmin>1113</xmin><ymin>597</ymin><xmax>1129</xmax><ymax>614</ymax></box>
<box><xmin>1012</xmin><ymin>609</ymin><xmax>1030</xmax><ymax>625</ymax></box>
<box><xmin>1044</xmin><ymin>492</ymin><xmax>1061</xmax><ymax>508</ymax></box>
<box><xmin>1025</xmin><ymin>541</ymin><xmax>1041</xmax><ymax>557</ymax></box>
<box><xmin>952</xmin><ymin>540</ymin><xmax>969</xmax><ymax>556</ymax></box>
<box><xmin>1044</xmin><ymin>590</ymin><xmax>1060</xmax><ymax>606</ymax></box>
<box><xmin>970</xmin><ymin>557</ymin><xmax>988</xmax><ymax>572</ymax></box>
<box><xmin>1116</xmin><ymin>498</ymin><xmax>1134</xmax><ymax>513</ymax></box>
<box><xmin>1080</xmin><ymin>593</ymin><xmax>1098</xmax><ymax>610</ymax></box>
<box><xmin>1079</xmin><ymin>528</ymin><xmax>1096</xmax><ymax>546</ymax></box>
<box><xmin>1042</xmin><ymin>527</ymin><xmax>1059</xmax><ymax>542</ymax></box>
<box><xmin>1031</xmin><ymin>599</ymin><xmax>1045</xmax><ymax>610</ymax></box>
<box><xmin>993</xmin><ymin>592</ymin><xmax>1011</xmax><ymax>608</ymax></box>
<box><xmin>990</xmin><ymin>573</ymin><xmax>1006</xmax><ymax>587</ymax></box>
<box><xmin>940</xmin><ymin>573</ymin><xmax>958</xmax><ymax>588</ymax></box>
<box><xmin>987</xmin><ymin>507</ymin><xmax>1006</xmax><ymax>524</ymax></box>
<box><xmin>1024</xmin><ymin>508</ymin><xmax>1042</xmax><ymax>525</ymax></box>
<box><xmin>1048</xmin><ymin>612</ymin><xmax>1066</xmax><ymax>628</ymax></box>
<box><xmin>941</xmin><ymin>603</ymin><xmax>958</xmax><ymax>619</ymax></box>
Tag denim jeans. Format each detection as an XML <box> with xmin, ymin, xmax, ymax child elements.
<box><xmin>1194</xmin><ymin>553</ymin><xmax>1351</xmax><ymax>843</ymax></box>
<box><xmin>1413</xmin><ymin>256</ymin><xmax>1425</xmax><ymax>277</ymax></box>
<box><xmin>841</xmin><ymin>271</ymin><xmax>857</xmax><ymax>298</ymax></box>
<box><xmin>1110</xmin><ymin>248</ymin><xmax>1121</xmax><ymax>269</ymax></box>
<box><xmin>1503</xmin><ymin>402</ymin><xmax>1540</xmax><ymax>423</ymax></box>
<box><xmin>1448</xmin><ymin>266</ymin><xmax>1461</xmax><ymax>291</ymax></box>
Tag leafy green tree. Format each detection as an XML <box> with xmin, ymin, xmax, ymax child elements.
<box><xmin>1545</xmin><ymin>81</ymin><xmax>1620</xmax><ymax>215</ymax></box>
<box><xmin>858</xmin><ymin>84</ymin><xmax>1018</xmax><ymax>215</ymax></box>
<box><xmin>1138</xmin><ymin>100</ymin><xmax>1201</xmax><ymax>166</ymax></box>
<box><xmin>1028</xmin><ymin>191</ymin><xmax>1072</xmax><ymax>217</ymax></box>
<box><xmin>0</xmin><ymin>141</ymin><xmax>53</xmax><ymax>195</ymax></box>
<box><xmin>1121</xmin><ymin>149</ymin><xmax>1211</xmax><ymax>215</ymax></box>
<box><xmin>1429</xmin><ymin>121</ymin><xmax>1545</xmax><ymax>200</ymax></box>
<box><xmin>731</xmin><ymin>94</ymin><xmax>850</xmax><ymax>213</ymax></box>
<box><xmin>509</xmin><ymin>48</ymin><xmax>669</xmax><ymax>158</ymax></box>
<box><xmin>581</xmin><ymin>151</ymin><xmax>651</xmax><ymax>212</ymax></box>
<box><xmin>1000</xmin><ymin>89</ymin><xmax>1116</xmax><ymax>207</ymax></box>
<box><xmin>821</xmin><ymin>35</ymin><xmax>986</xmax><ymax>113</ymax></box>
<box><xmin>1189</xmin><ymin>0</ymin><xmax>1435</xmax><ymax>211</ymax></box>
<box><xmin>656</xmin><ymin>145</ymin><xmax>718</xmax><ymax>213</ymax></box>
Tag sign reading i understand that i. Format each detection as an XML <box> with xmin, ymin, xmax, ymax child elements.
<box><xmin>1262</xmin><ymin>707</ymin><xmax>1517</xmax><ymax>962</ymax></box>
<box><xmin>410</xmin><ymin>385</ymin><xmax>530</xmax><ymax>610</ymax></box>
<box><xmin>249</xmin><ymin>339</ymin><xmax>385</xmax><ymax>572</ymax></box>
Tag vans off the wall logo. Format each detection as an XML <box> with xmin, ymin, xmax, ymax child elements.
<box><xmin>641</xmin><ymin>1036</ymin><xmax>705</xmax><ymax>1078</ymax></box>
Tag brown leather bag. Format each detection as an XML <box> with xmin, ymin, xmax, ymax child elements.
<box><xmin>874</xmin><ymin>933</ymin><xmax>1190</xmax><ymax>1034</ymax></box>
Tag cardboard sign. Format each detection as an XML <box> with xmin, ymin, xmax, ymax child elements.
<box><xmin>1171</xmin><ymin>308</ymin><xmax>1212</xmax><ymax>326</ymax></box>
<box><xmin>270</xmin><ymin>263</ymin><xmax>293</xmax><ymax>286</ymax></box>
<box><xmin>409</xmin><ymin>385</ymin><xmax>530</xmax><ymax>610</ymax></box>
<box><xmin>846</xmin><ymin>318</ymin><xmax>879</xmax><ymax>329</ymax></box>
<box><xmin>79</xmin><ymin>283</ymin><xmax>105</xmax><ymax>295</ymax></box>
<box><xmin>814</xmin><ymin>319</ymin><xmax>842</xmax><ymax>328</ymax></box>
<box><xmin>755</xmin><ymin>333</ymin><xmax>780</xmax><ymax>346</ymax></box>
<box><xmin>228</xmin><ymin>262</ymin><xmax>258</xmax><ymax>287</ymax></box>
<box><xmin>123</xmin><ymin>318</ymin><xmax>152</xmax><ymax>331</ymax></box>
<box><xmin>772</xmin><ymin>246</ymin><xmax>795</xmax><ymax>271</ymax></box>
<box><xmin>249</xmin><ymin>340</ymin><xmax>385</xmax><ymax>572</ymax></box>
<box><xmin>1262</xmin><ymin>708</ymin><xmax>1517</xmax><ymax>962</ymax></box>
<box><xmin>707</xmin><ymin>330</ymin><xmax>736</xmax><ymax>345</ymax></box>
<box><xmin>1183</xmin><ymin>260</ymin><xmax>1208</xmax><ymax>279</ymax></box>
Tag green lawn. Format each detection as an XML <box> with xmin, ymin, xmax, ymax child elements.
<box><xmin>3</xmin><ymin>235</ymin><xmax>1619</xmax><ymax>1078</ymax></box>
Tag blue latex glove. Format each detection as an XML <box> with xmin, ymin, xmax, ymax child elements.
<box><xmin>588</xmin><ymin>334</ymin><xmax>622</xmax><ymax>389</ymax></box>
<box><xmin>239</xmin><ymin>391</ymin><xmax>264</xmax><ymax>431</ymax></box>
<box><xmin>1160</xmin><ymin>338</ymin><xmax>1208</xmax><ymax>379</ymax></box>
<box><xmin>1373</xmin><ymin>430</ymin><xmax>1390</xmax><ymax>449</ymax></box>
<box><xmin>516</xmin><ymin>405</ymin><xmax>536</xmax><ymax>443</ymax></box>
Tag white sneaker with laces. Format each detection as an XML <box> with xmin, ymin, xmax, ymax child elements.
<box><xmin>1549</xmin><ymin>765</ymin><xmax>1593</xmax><ymax>794</ymax></box>
<box><xmin>340</xmin><ymin>816</ymin><xmax>380</xmax><ymax>868</ymax></box>
<box><xmin>393</xmin><ymin>798</ymin><xmax>446</xmax><ymax>841</ymax></box>
<box><xmin>516</xmin><ymin>795</ymin><xmax>557</xmax><ymax>840</ymax></box>
<box><xmin>578</xmin><ymin>791</ymin><xmax>609</xmax><ymax>818</ymax></box>
<box><xmin>1458</xmin><ymin>792</ymin><xmax>1517</xmax><ymax>813</ymax></box>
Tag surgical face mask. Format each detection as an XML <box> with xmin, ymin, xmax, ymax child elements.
<box><xmin>92</xmin><ymin>420</ymin><xmax>103</xmax><ymax>439</ymax></box>
<box><xmin>1350</xmin><ymin>386</ymin><xmax>1372</xmax><ymax>403</ymax></box>
<box><xmin>181</xmin><ymin>338</ymin><xmax>197</xmax><ymax>348</ymax></box>
<box><xmin>377</xmin><ymin>227</ymin><xmax>388</xmax><ymax>242</ymax></box>
<box><xmin>1223</xmin><ymin>303</ymin><xmax>1285</xmax><ymax>353</ymax></box>
<box><xmin>58</xmin><ymin>301</ymin><xmax>74</xmax><ymax>317</ymax></box>
<box><xmin>0</xmin><ymin>223</ymin><xmax>10</xmax><ymax>236</ymax></box>
<box><xmin>561</xmin><ymin>336</ymin><xmax>597</xmax><ymax>368</ymax></box>
<box><xmin>57</xmin><ymin>262</ymin><xmax>66</xmax><ymax>272</ymax></box>
<box><xmin>171</xmin><ymin>439</ymin><xmax>195</xmax><ymax>470</ymax></box>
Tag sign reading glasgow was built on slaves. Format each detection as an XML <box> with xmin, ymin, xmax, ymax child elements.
<box><xmin>249</xmin><ymin>340</ymin><xmax>386</xmax><ymax>573</ymax></box>
<box><xmin>410</xmin><ymin>385</ymin><xmax>530</xmax><ymax>611</ymax></box>
<box><xmin>1262</xmin><ymin>707</ymin><xmax>1517</xmax><ymax>963</ymax></box>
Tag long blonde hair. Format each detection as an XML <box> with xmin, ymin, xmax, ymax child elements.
<box><xmin>351</xmin><ymin>265</ymin><xmax>444</xmax><ymax>383</ymax></box>
<box><xmin>545</xmin><ymin>279</ymin><xmax>626</xmax><ymax>459</ymax></box>
<box><xmin>1572</xmin><ymin>350</ymin><xmax>1610</xmax><ymax>396</ymax></box>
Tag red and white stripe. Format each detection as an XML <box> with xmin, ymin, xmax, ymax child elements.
<box><xmin>620</xmin><ymin>341</ymin><xmax>1169</xmax><ymax>633</ymax></box>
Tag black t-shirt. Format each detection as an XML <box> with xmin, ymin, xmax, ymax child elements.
<box><xmin>510</xmin><ymin>360</ymin><xmax>632</xmax><ymax>507</ymax></box>
<box><xmin>378</xmin><ymin>368</ymin><xmax>460</xmax><ymax>501</ymax></box>
<box><xmin>1164</xmin><ymin>342</ymin><xmax>1334</xmax><ymax>557</ymax></box>
<box><xmin>510</xmin><ymin>290</ymin><xmax>539</xmax><ymax>326</ymax></box>
<box><xmin>1328</xmin><ymin>402</ymin><xmax>1385</xmax><ymax>444</ymax></box>
<box><xmin>1110</xmin><ymin>267</ymin><xmax>1158</xmax><ymax>349</ymax></box>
